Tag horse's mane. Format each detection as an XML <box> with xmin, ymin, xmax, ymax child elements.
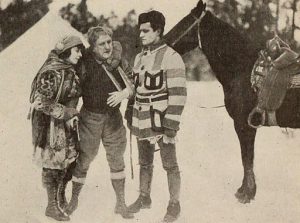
<box><xmin>199</xmin><ymin>11</ymin><xmax>261</xmax><ymax>80</ymax></box>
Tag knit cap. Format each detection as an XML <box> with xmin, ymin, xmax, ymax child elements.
<box><xmin>55</xmin><ymin>35</ymin><xmax>83</xmax><ymax>54</ymax></box>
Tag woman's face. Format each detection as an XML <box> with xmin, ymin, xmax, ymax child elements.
<box><xmin>66</xmin><ymin>46</ymin><xmax>82</xmax><ymax>65</ymax></box>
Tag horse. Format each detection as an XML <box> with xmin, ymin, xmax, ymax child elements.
<box><xmin>164</xmin><ymin>0</ymin><xmax>300</xmax><ymax>204</ymax></box>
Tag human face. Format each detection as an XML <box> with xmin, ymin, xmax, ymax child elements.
<box><xmin>139</xmin><ymin>22</ymin><xmax>160</xmax><ymax>47</ymax></box>
<box><xmin>66</xmin><ymin>46</ymin><xmax>82</xmax><ymax>65</ymax></box>
<box><xmin>92</xmin><ymin>34</ymin><xmax>113</xmax><ymax>60</ymax></box>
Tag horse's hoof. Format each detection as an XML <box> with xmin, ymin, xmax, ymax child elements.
<box><xmin>235</xmin><ymin>190</ymin><xmax>244</xmax><ymax>200</ymax></box>
<box><xmin>239</xmin><ymin>197</ymin><xmax>251</xmax><ymax>204</ymax></box>
<box><xmin>235</xmin><ymin>190</ymin><xmax>253</xmax><ymax>204</ymax></box>
<box><xmin>235</xmin><ymin>193</ymin><xmax>251</xmax><ymax>204</ymax></box>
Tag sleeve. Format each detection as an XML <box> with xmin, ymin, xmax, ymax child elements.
<box><xmin>34</xmin><ymin>70</ymin><xmax>78</xmax><ymax>120</ymax></box>
<box><xmin>162</xmin><ymin>50</ymin><xmax>187</xmax><ymax>131</ymax></box>
<box><xmin>75</xmin><ymin>58</ymin><xmax>88</xmax><ymax>84</ymax></box>
<box><xmin>121</xmin><ymin>58</ymin><xmax>135</xmax><ymax>98</ymax></box>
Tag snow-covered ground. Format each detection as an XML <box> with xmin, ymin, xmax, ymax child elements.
<box><xmin>0</xmin><ymin>5</ymin><xmax>299</xmax><ymax>222</ymax></box>
<box><xmin>0</xmin><ymin>80</ymin><xmax>300</xmax><ymax>223</ymax></box>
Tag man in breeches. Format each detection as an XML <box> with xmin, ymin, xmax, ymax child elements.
<box><xmin>126</xmin><ymin>10</ymin><xmax>187</xmax><ymax>222</ymax></box>
<box><xmin>65</xmin><ymin>26</ymin><xmax>134</xmax><ymax>219</ymax></box>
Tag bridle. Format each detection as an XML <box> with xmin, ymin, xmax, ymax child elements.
<box><xmin>170</xmin><ymin>10</ymin><xmax>226</xmax><ymax>110</ymax></box>
<box><xmin>170</xmin><ymin>10</ymin><xmax>206</xmax><ymax>48</ymax></box>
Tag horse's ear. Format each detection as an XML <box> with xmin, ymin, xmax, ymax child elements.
<box><xmin>191</xmin><ymin>0</ymin><xmax>207</xmax><ymax>18</ymax></box>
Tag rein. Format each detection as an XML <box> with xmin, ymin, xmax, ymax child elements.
<box><xmin>170</xmin><ymin>11</ymin><xmax>205</xmax><ymax>47</ymax></box>
<box><xmin>170</xmin><ymin>11</ymin><xmax>225</xmax><ymax>109</ymax></box>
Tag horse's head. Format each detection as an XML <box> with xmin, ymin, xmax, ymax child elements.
<box><xmin>191</xmin><ymin>0</ymin><xmax>207</xmax><ymax>19</ymax></box>
<box><xmin>164</xmin><ymin>0</ymin><xmax>207</xmax><ymax>55</ymax></box>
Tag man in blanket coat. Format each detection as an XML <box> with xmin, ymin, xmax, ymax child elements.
<box><xmin>126</xmin><ymin>10</ymin><xmax>187</xmax><ymax>223</ymax></box>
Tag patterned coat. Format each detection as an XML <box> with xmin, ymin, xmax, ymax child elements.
<box><xmin>131</xmin><ymin>42</ymin><xmax>187</xmax><ymax>141</ymax></box>
<box><xmin>31</xmin><ymin>52</ymin><xmax>81</xmax><ymax>169</ymax></box>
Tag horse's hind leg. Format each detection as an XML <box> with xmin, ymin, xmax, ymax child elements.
<box><xmin>234</xmin><ymin>121</ymin><xmax>257</xmax><ymax>203</ymax></box>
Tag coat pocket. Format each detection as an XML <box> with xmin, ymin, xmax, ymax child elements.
<box><xmin>150</xmin><ymin>105</ymin><xmax>166</xmax><ymax>132</ymax></box>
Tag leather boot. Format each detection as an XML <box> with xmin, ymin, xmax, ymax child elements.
<box><xmin>163</xmin><ymin>201</ymin><xmax>181</xmax><ymax>222</ymax></box>
<box><xmin>167</xmin><ymin>170</ymin><xmax>181</xmax><ymax>203</ymax></box>
<box><xmin>65</xmin><ymin>181</ymin><xmax>83</xmax><ymax>215</ymax></box>
<box><xmin>42</xmin><ymin>168</ymin><xmax>70</xmax><ymax>221</ymax></box>
<box><xmin>45</xmin><ymin>184</ymin><xmax>70</xmax><ymax>221</ymax></box>
<box><xmin>128</xmin><ymin>165</ymin><xmax>153</xmax><ymax>213</ymax></box>
<box><xmin>111</xmin><ymin>178</ymin><xmax>134</xmax><ymax>219</ymax></box>
<box><xmin>128</xmin><ymin>194</ymin><xmax>152</xmax><ymax>213</ymax></box>
<box><xmin>57</xmin><ymin>180</ymin><xmax>68</xmax><ymax>211</ymax></box>
<box><xmin>163</xmin><ymin>170</ymin><xmax>181</xmax><ymax>222</ymax></box>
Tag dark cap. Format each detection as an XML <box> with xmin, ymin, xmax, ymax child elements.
<box><xmin>138</xmin><ymin>10</ymin><xmax>165</xmax><ymax>34</ymax></box>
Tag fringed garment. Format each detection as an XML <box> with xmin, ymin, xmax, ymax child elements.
<box><xmin>30</xmin><ymin>52</ymin><xmax>81</xmax><ymax>169</ymax></box>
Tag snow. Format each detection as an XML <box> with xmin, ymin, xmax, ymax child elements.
<box><xmin>0</xmin><ymin>6</ymin><xmax>300</xmax><ymax>223</ymax></box>
<box><xmin>0</xmin><ymin>80</ymin><xmax>300</xmax><ymax>223</ymax></box>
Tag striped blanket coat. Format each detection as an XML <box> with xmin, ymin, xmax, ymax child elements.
<box><xmin>131</xmin><ymin>43</ymin><xmax>187</xmax><ymax>141</ymax></box>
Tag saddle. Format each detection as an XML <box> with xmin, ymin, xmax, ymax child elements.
<box><xmin>248</xmin><ymin>36</ymin><xmax>300</xmax><ymax>128</ymax></box>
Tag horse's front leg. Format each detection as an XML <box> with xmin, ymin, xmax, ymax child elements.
<box><xmin>234</xmin><ymin>121</ymin><xmax>257</xmax><ymax>203</ymax></box>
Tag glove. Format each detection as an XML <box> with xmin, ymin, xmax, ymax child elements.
<box><xmin>191</xmin><ymin>0</ymin><xmax>206</xmax><ymax>18</ymax></box>
<box><xmin>164</xmin><ymin>128</ymin><xmax>177</xmax><ymax>138</ymax></box>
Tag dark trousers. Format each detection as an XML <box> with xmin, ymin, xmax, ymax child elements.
<box><xmin>137</xmin><ymin>138</ymin><xmax>181</xmax><ymax>202</ymax></box>
<box><xmin>138</xmin><ymin>139</ymin><xmax>179</xmax><ymax>172</ymax></box>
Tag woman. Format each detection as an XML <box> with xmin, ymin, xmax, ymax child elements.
<box><xmin>29</xmin><ymin>35</ymin><xmax>84</xmax><ymax>221</ymax></box>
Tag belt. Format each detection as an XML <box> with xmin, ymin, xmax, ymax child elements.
<box><xmin>135</xmin><ymin>94</ymin><xmax>168</xmax><ymax>103</ymax></box>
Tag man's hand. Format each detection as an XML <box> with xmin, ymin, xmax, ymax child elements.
<box><xmin>164</xmin><ymin>128</ymin><xmax>177</xmax><ymax>138</ymax></box>
<box><xmin>107</xmin><ymin>89</ymin><xmax>129</xmax><ymax>107</ymax></box>
<box><xmin>66</xmin><ymin>116</ymin><xmax>79</xmax><ymax>130</ymax></box>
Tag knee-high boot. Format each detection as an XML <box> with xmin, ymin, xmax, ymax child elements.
<box><xmin>111</xmin><ymin>178</ymin><xmax>134</xmax><ymax>219</ymax></box>
<box><xmin>128</xmin><ymin>165</ymin><xmax>153</xmax><ymax>213</ymax></box>
<box><xmin>57</xmin><ymin>162</ymin><xmax>76</xmax><ymax>211</ymax></box>
<box><xmin>65</xmin><ymin>181</ymin><xmax>83</xmax><ymax>215</ymax></box>
<box><xmin>163</xmin><ymin>170</ymin><xmax>181</xmax><ymax>222</ymax></box>
<box><xmin>42</xmin><ymin>169</ymin><xmax>70</xmax><ymax>221</ymax></box>
<box><xmin>57</xmin><ymin>180</ymin><xmax>68</xmax><ymax>211</ymax></box>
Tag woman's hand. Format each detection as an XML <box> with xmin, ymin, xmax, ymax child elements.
<box><xmin>32</xmin><ymin>97</ymin><xmax>43</xmax><ymax>111</ymax></box>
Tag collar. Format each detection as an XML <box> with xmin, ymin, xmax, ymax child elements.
<box><xmin>142</xmin><ymin>40</ymin><xmax>167</xmax><ymax>54</ymax></box>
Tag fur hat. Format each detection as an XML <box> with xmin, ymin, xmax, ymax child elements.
<box><xmin>55</xmin><ymin>35</ymin><xmax>83</xmax><ymax>55</ymax></box>
<box><xmin>138</xmin><ymin>10</ymin><xmax>165</xmax><ymax>34</ymax></box>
